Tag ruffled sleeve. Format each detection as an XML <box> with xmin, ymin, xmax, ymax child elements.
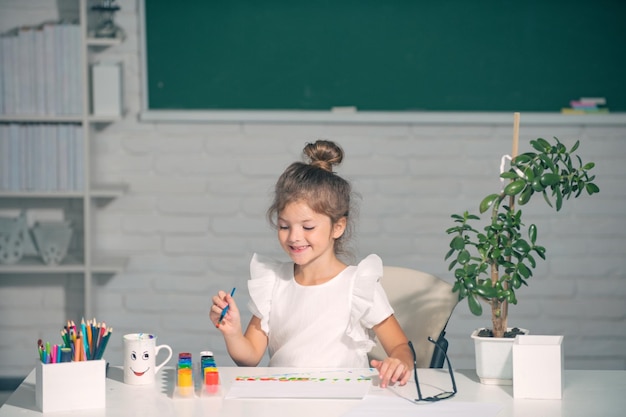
<box><xmin>346</xmin><ymin>254</ymin><xmax>394</xmax><ymax>352</ymax></box>
<box><xmin>247</xmin><ymin>253</ymin><xmax>281</xmax><ymax>334</ymax></box>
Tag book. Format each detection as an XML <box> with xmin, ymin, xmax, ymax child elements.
<box><xmin>569</xmin><ymin>100</ymin><xmax>599</xmax><ymax>109</ymax></box>
<box><xmin>57</xmin><ymin>125</ymin><xmax>69</xmax><ymax>190</ymax></box>
<box><xmin>0</xmin><ymin>125</ymin><xmax>8</xmax><ymax>189</ymax></box>
<box><xmin>55</xmin><ymin>23</ymin><xmax>66</xmax><ymax>114</ymax></box>
<box><xmin>47</xmin><ymin>125</ymin><xmax>58</xmax><ymax>191</ymax></box>
<box><xmin>74</xmin><ymin>125</ymin><xmax>84</xmax><ymax>191</ymax></box>
<box><xmin>561</xmin><ymin>107</ymin><xmax>610</xmax><ymax>114</ymax></box>
<box><xmin>17</xmin><ymin>26</ymin><xmax>36</xmax><ymax>115</ymax></box>
<box><xmin>1</xmin><ymin>34</ymin><xmax>17</xmax><ymax>115</ymax></box>
<box><xmin>562</xmin><ymin>97</ymin><xmax>609</xmax><ymax>114</ymax></box>
<box><xmin>9</xmin><ymin>124</ymin><xmax>20</xmax><ymax>190</ymax></box>
<box><xmin>0</xmin><ymin>35</ymin><xmax>4</xmax><ymax>115</ymax></box>
<box><xmin>42</xmin><ymin>22</ymin><xmax>57</xmax><ymax>115</ymax></box>
<box><xmin>34</xmin><ymin>27</ymin><xmax>47</xmax><ymax>115</ymax></box>
<box><xmin>66</xmin><ymin>24</ymin><xmax>82</xmax><ymax>115</ymax></box>
<box><xmin>579</xmin><ymin>97</ymin><xmax>606</xmax><ymax>106</ymax></box>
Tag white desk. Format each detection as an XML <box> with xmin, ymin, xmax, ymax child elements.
<box><xmin>1</xmin><ymin>367</ymin><xmax>625</xmax><ymax>416</ymax></box>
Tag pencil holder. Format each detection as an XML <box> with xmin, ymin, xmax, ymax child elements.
<box><xmin>35</xmin><ymin>359</ymin><xmax>106</xmax><ymax>413</ymax></box>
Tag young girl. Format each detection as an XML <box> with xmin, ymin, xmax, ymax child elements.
<box><xmin>210</xmin><ymin>140</ymin><xmax>413</xmax><ymax>388</ymax></box>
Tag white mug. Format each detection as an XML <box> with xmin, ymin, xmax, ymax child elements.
<box><xmin>123</xmin><ymin>333</ymin><xmax>173</xmax><ymax>385</ymax></box>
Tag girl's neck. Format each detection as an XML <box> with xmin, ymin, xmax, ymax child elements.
<box><xmin>293</xmin><ymin>257</ymin><xmax>347</xmax><ymax>286</ymax></box>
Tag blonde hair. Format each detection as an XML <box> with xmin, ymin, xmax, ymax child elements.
<box><xmin>267</xmin><ymin>140</ymin><xmax>356</xmax><ymax>257</ymax></box>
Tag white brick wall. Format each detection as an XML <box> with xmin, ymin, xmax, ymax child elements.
<box><xmin>1</xmin><ymin>1</ymin><xmax>625</xmax><ymax>378</ymax></box>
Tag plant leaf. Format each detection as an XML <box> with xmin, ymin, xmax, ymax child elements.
<box><xmin>450</xmin><ymin>236</ymin><xmax>465</xmax><ymax>250</ymax></box>
<box><xmin>528</xmin><ymin>224</ymin><xmax>537</xmax><ymax>244</ymax></box>
<box><xmin>586</xmin><ymin>183</ymin><xmax>600</xmax><ymax>194</ymax></box>
<box><xmin>503</xmin><ymin>180</ymin><xmax>525</xmax><ymax>196</ymax></box>
<box><xmin>475</xmin><ymin>281</ymin><xmax>497</xmax><ymax>298</ymax></box>
<box><xmin>457</xmin><ymin>250</ymin><xmax>471</xmax><ymax>264</ymax></box>
<box><xmin>467</xmin><ymin>293</ymin><xmax>483</xmax><ymax>316</ymax></box>
<box><xmin>541</xmin><ymin>173</ymin><xmax>561</xmax><ymax>186</ymax></box>
<box><xmin>513</xmin><ymin>239</ymin><xmax>531</xmax><ymax>254</ymax></box>
<box><xmin>517</xmin><ymin>186</ymin><xmax>533</xmax><ymax>205</ymax></box>
<box><xmin>555</xmin><ymin>187</ymin><xmax>563</xmax><ymax>211</ymax></box>
<box><xmin>479</xmin><ymin>194</ymin><xmax>500</xmax><ymax>214</ymax></box>
<box><xmin>518</xmin><ymin>263</ymin><xmax>531</xmax><ymax>278</ymax></box>
<box><xmin>531</xmin><ymin>138</ymin><xmax>550</xmax><ymax>152</ymax></box>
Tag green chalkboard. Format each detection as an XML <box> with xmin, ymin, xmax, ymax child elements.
<box><xmin>143</xmin><ymin>0</ymin><xmax>626</xmax><ymax>112</ymax></box>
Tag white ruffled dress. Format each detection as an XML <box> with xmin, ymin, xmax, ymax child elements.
<box><xmin>247</xmin><ymin>253</ymin><xmax>394</xmax><ymax>368</ymax></box>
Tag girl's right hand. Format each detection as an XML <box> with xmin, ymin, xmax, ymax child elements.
<box><xmin>210</xmin><ymin>290</ymin><xmax>241</xmax><ymax>334</ymax></box>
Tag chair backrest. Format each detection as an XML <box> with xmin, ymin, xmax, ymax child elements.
<box><xmin>369</xmin><ymin>266</ymin><xmax>458</xmax><ymax>368</ymax></box>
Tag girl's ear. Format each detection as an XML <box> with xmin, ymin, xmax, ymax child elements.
<box><xmin>332</xmin><ymin>217</ymin><xmax>347</xmax><ymax>239</ymax></box>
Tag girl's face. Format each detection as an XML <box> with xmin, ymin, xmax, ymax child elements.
<box><xmin>277</xmin><ymin>200</ymin><xmax>346</xmax><ymax>267</ymax></box>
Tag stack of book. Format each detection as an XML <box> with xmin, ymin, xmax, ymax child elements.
<box><xmin>561</xmin><ymin>97</ymin><xmax>609</xmax><ymax>114</ymax></box>
<box><xmin>0</xmin><ymin>123</ymin><xmax>84</xmax><ymax>192</ymax></box>
<box><xmin>0</xmin><ymin>21</ymin><xmax>82</xmax><ymax>116</ymax></box>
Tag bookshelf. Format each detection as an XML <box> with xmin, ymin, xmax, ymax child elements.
<box><xmin>0</xmin><ymin>0</ymin><xmax>127</xmax><ymax>317</ymax></box>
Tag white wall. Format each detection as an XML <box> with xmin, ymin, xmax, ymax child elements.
<box><xmin>1</xmin><ymin>0</ymin><xmax>625</xmax><ymax>378</ymax></box>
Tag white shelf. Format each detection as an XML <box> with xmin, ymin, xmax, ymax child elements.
<box><xmin>0</xmin><ymin>255</ymin><xmax>127</xmax><ymax>274</ymax></box>
<box><xmin>86</xmin><ymin>36</ymin><xmax>123</xmax><ymax>47</ymax></box>
<box><xmin>91</xmin><ymin>256</ymin><xmax>128</xmax><ymax>274</ymax></box>
<box><xmin>90</xmin><ymin>183</ymin><xmax>128</xmax><ymax>198</ymax></box>
<box><xmin>0</xmin><ymin>185</ymin><xmax>127</xmax><ymax>199</ymax></box>
<box><xmin>0</xmin><ymin>191</ymin><xmax>84</xmax><ymax>198</ymax></box>
<box><xmin>88</xmin><ymin>114</ymin><xmax>123</xmax><ymax>123</ymax></box>
<box><xmin>0</xmin><ymin>115</ymin><xmax>82</xmax><ymax>123</ymax></box>
<box><xmin>0</xmin><ymin>0</ymin><xmax>126</xmax><ymax>317</ymax></box>
<box><xmin>0</xmin><ymin>255</ymin><xmax>85</xmax><ymax>273</ymax></box>
<box><xmin>0</xmin><ymin>115</ymin><xmax>121</xmax><ymax>123</ymax></box>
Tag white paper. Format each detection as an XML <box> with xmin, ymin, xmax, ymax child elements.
<box><xmin>225</xmin><ymin>370</ymin><xmax>375</xmax><ymax>399</ymax></box>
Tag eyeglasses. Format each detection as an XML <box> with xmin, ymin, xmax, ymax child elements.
<box><xmin>408</xmin><ymin>337</ymin><xmax>457</xmax><ymax>402</ymax></box>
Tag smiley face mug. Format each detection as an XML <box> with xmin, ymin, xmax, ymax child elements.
<box><xmin>123</xmin><ymin>333</ymin><xmax>173</xmax><ymax>385</ymax></box>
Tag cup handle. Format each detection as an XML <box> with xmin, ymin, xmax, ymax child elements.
<box><xmin>154</xmin><ymin>344</ymin><xmax>173</xmax><ymax>374</ymax></box>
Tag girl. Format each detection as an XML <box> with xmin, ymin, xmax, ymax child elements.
<box><xmin>210</xmin><ymin>140</ymin><xmax>413</xmax><ymax>388</ymax></box>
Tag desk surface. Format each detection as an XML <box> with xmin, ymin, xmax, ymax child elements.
<box><xmin>1</xmin><ymin>367</ymin><xmax>625</xmax><ymax>417</ymax></box>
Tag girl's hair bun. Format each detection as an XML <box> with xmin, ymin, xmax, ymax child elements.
<box><xmin>303</xmin><ymin>140</ymin><xmax>344</xmax><ymax>172</ymax></box>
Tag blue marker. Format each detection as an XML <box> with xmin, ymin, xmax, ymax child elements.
<box><xmin>216</xmin><ymin>288</ymin><xmax>236</xmax><ymax>327</ymax></box>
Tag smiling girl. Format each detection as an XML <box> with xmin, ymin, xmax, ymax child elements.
<box><xmin>210</xmin><ymin>140</ymin><xmax>413</xmax><ymax>388</ymax></box>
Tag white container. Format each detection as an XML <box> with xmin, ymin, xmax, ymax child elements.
<box><xmin>36</xmin><ymin>359</ymin><xmax>106</xmax><ymax>413</ymax></box>
<box><xmin>91</xmin><ymin>62</ymin><xmax>122</xmax><ymax>116</ymax></box>
<box><xmin>513</xmin><ymin>335</ymin><xmax>564</xmax><ymax>399</ymax></box>
<box><xmin>31</xmin><ymin>220</ymin><xmax>73</xmax><ymax>265</ymax></box>
<box><xmin>471</xmin><ymin>328</ymin><xmax>529</xmax><ymax>385</ymax></box>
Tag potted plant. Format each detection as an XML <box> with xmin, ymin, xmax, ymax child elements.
<box><xmin>444</xmin><ymin>123</ymin><xmax>599</xmax><ymax>383</ymax></box>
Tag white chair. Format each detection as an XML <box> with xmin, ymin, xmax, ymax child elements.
<box><xmin>369</xmin><ymin>266</ymin><xmax>458</xmax><ymax>368</ymax></box>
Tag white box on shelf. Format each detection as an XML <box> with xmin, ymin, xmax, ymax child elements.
<box><xmin>512</xmin><ymin>335</ymin><xmax>563</xmax><ymax>399</ymax></box>
<box><xmin>36</xmin><ymin>359</ymin><xmax>106</xmax><ymax>412</ymax></box>
<box><xmin>91</xmin><ymin>61</ymin><xmax>122</xmax><ymax>116</ymax></box>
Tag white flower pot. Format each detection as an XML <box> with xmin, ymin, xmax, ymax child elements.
<box><xmin>471</xmin><ymin>328</ymin><xmax>529</xmax><ymax>385</ymax></box>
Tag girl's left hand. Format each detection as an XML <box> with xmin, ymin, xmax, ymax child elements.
<box><xmin>370</xmin><ymin>357</ymin><xmax>411</xmax><ymax>388</ymax></box>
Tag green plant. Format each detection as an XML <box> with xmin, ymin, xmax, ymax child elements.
<box><xmin>445</xmin><ymin>137</ymin><xmax>599</xmax><ymax>338</ymax></box>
